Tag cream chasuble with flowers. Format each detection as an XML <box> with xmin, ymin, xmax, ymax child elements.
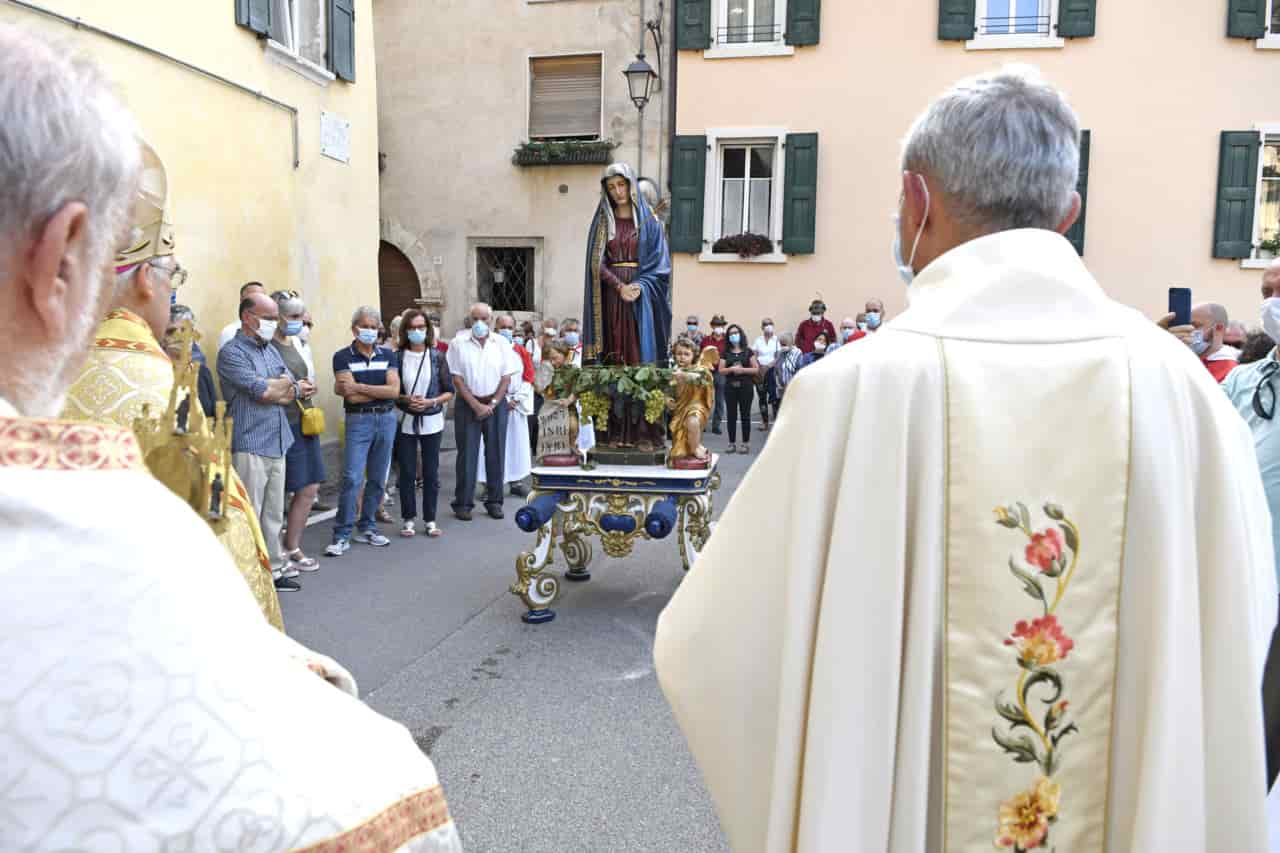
<box><xmin>655</xmin><ymin>229</ymin><xmax>1277</xmax><ymax>853</ymax></box>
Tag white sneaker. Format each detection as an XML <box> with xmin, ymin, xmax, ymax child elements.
<box><xmin>400</xmin><ymin>519</ymin><xmax>417</xmax><ymax>538</ymax></box>
<box><xmin>353</xmin><ymin>530</ymin><xmax>392</xmax><ymax>547</ymax></box>
<box><xmin>324</xmin><ymin>539</ymin><xmax>350</xmax><ymax>557</ymax></box>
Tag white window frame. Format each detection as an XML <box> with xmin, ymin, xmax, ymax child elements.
<box><xmin>1243</xmin><ymin>123</ymin><xmax>1280</xmax><ymax>270</ymax></box>
<box><xmin>525</xmin><ymin>50</ymin><xmax>605</xmax><ymax>142</ymax></box>
<box><xmin>700</xmin><ymin>126</ymin><xmax>788</xmax><ymax>264</ymax></box>
<box><xmin>704</xmin><ymin>0</ymin><xmax>795</xmax><ymax>60</ymax></box>
<box><xmin>1259</xmin><ymin>0</ymin><xmax>1280</xmax><ymax>49</ymax></box>
<box><xmin>264</xmin><ymin>0</ymin><xmax>335</xmax><ymax>86</ymax></box>
<box><xmin>966</xmin><ymin>0</ymin><xmax>1066</xmax><ymax>50</ymax></box>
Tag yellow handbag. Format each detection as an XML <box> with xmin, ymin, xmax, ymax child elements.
<box><xmin>298</xmin><ymin>401</ymin><xmax>326</xmax><ymax>437</ymax></box>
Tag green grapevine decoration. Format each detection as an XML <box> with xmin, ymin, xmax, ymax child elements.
<box><xmin>549</xmin><ymin>364</ymin><xmax>711</xmax><ymax>430</ymax></box>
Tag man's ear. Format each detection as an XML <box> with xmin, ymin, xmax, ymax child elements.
<box><xmin>1054</xmin><ymin>192</ymin><xmax>1082</xmax><ymax>235</ymax></box>
<box><xmin>25</xmin><ymin>201</ymin><xmax>90</xmax><ymax>340</ymax></box>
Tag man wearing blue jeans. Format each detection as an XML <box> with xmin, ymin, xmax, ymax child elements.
<box><xmin>325</xmin><ymin>306</ymin><xmax>401</xmax><ymax>557</ymax></box>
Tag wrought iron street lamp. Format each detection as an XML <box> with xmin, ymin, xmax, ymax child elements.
<box><xmin>623</xmin><ymin>52</ymin><xmax>658</xmax><ymax>178</ymax></box>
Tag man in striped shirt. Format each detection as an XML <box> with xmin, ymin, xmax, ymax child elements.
<box><xmin>217</xmin><ymin>292</ymin><xmax>302</xmax><ymax>591</ymax></box>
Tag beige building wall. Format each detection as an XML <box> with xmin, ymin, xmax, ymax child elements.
<box><xmin>675</xmin><ymin>0</ymin><xmax>1280</xmax><ymax>336</ymax></box>
<box><xmin>376</xmin><ymin>0</ymin><xmax>670</xmax><ymax>333</ymax></box>
<box><xmin>1</xmin><ymin>0</ymin><xmax>382</xmax><ymax>428</ymax></box>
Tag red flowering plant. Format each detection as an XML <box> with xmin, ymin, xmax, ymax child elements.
<box><xmin>989</xmin><ymin>502</ymin><xmax>1082</xmax><ymax>851</ymax></box>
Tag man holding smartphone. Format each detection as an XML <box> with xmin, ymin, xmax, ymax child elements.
<box><xmin>1158</xmin><ymin>298</ymin><xmax>1239</xmax><ymax>383</ymax></box>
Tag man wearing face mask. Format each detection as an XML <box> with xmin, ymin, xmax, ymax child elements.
<box><xmin>795</xmin><ymin>299</ymin><xmax>836</xmax><ymax>354</ymax></box>
<box><xmin>827</xmin><ymin>316</ymin><xmax>866</xmax><ymax>354</ymax></box>
<box><xmin>658</xmin><ymin>66</ymin><xmax>1276</xmax><ymax>852</ymax></box>
<box><xmin>1222</xmin><ymin>259</ymin><xmax>1280</xmax><ymax>789</ymax></box>
<box><xmin>1158</xmin><ymin>302</ymin><xmax>1238</xmax><ymax>383</ymax></box>
<box><xmin>706</xmin><ymin>315</ymin><xmax>729</xmax><ymax>434</ymax></box>
<box><xmin>685</xmin><ymin>314</ymin><xmax>705</xmax><ymax>350</ymax></box>
<box><xmin>218</xmin><ymin>291</ymin><xmax>300</xmax><ymax>587</ymax></box>
<box><xmin>864</xmin><ymin>298</ymin><xmax>886</xmax><ymax>333</ymax></box>
<box><xmin>478</xmin><ymin>314</ymin><xmax>534</xmax><ymax>500</ymax></box>
<box><xmin>561</xmin><ymin>317</ymin><xmax>583</xmax><ymax>367</ymax></box>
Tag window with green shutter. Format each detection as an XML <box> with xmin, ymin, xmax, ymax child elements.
<box><xmin>1064</xmin><ymin>130</ymin><xmax>1090</xmax><ymax>256</ymax></box>
<box><xmin>1227</xmin><ymin>0</ymin><xmax>1267</xmax><ymax>38</ymax></box>
<box><xmin>938</xmin><ymin>0</ymin><xmax>976</xmax><ymax>39</ymax></box>
<box><xmin>786</xmin><ymin>0</ymin><xmax>821</xmax><ymax>45</ymax></box>
<box><xmin>329</xmin><ymin>0</ymin><xmax>356</xmax><ymax>82</ymax></box>
<box><xmin>677</xmin><ymin>0</ymin><xmax>713</xmax><ymax>49</ymax></box>
<box><xmin>670</xmin><ymin>136</ymin><xmax>708</xmax><ymax>254</ymax></box>
<box><xmin>1213</xmin><ymin>131</ymin><xmax>1261</xmax><ymax>259</ymax></box>
<box><xmin>235</xmin><ymin>0</ymin><xmax>272</xmax><ymax>36</ymax></box>
<box><xmin>782</xmin><ymin>133</ymin><xmax>818</xmax><ymax>255</ymax></box>
<box><xmin>1057</xmin><ymin>0</ymin><xmax>1097</xmax><ymax>37</ymax></box>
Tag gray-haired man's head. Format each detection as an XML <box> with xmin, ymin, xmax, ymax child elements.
<box><xmin>897</xmin><ymin>65</ymin><xmax>1082</xmax><ymax>278</ymax></box>
<box><xmin>0</xmin><ymin>24</ymin><xmax>143</xmax><ymax>416</ymax></box>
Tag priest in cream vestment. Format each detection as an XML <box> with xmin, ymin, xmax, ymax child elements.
<box><xmin>656</xmin><ymin>68</ymin><xmax>1277</xmax><ymax>852</ymax></box>
<box><xmin>60</xmin><ymin>141</ymin><xmax>284</xmax><ymax>630</ymax></box>
<box><xmin>0</xmin><ymin>25</ymin><xmax>461</xmax><ymax>851</ymax></box>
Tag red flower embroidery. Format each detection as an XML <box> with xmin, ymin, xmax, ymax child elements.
<box><xmin>1024</xmin><ymin>527</ymin><xmax>1064</xmax><ymax>573</ymax></box>
<box><xmin>1004</xmin><ymin>614</ymin><xmax>1075</xmax><ymax>667</ymax></box>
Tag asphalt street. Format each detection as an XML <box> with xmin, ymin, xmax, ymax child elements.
<box><xmin>282</xmin><ymin>422</ymin><xmax>770</xmax><ymax>852</ymax></box>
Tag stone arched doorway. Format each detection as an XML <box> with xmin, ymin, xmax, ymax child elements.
<box><xmin>378</xmin><ymin>241</ymin><xmax>421</xmax><ymax>323</ymax></box>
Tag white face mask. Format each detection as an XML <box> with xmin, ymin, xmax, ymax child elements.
<box><xmin>256</xmin><ymin>318</ymin><xmax>278</xmax><ymax>342</ymax></box>
<box><xmin>298</xmin><ymin>325</ymin><xmax>311</xmax><ymax>343</ymax></box>
<box><xmin>810</xmin><ymin>314</ymin><xmax>823</xmax><ymax>324</ymax></box>
<box><xmin>764</xmin><ymin>324</ymin><xmax>774</xmax><ymax>334</ymax></box>
<box><xmin>894</xmin><ymin>174</ymin><xmax>931</xmax><ymax>285</ymax></box>
<box><xmin>1263</xmin><ymin>298</ymin><xmax>1280</xmax><ymax>343</ymax></box>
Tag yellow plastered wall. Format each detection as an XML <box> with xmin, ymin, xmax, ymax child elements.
<box><xmin>675</xmin><ymin>0</ymin><xmax>1280</xmax><ymax>335</ymax></box>
<box><xmin>1</xmin><ymin>0</ymin><xmax>381</xmax><ymax>428</ymax></box>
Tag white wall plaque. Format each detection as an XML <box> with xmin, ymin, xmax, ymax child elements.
<box><xmin>320</xmin><ymin>111</ymin><xmax>351</xmax><ymax>164</ymax></box>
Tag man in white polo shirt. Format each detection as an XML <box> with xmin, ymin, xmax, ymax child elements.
<box><xmin>447</xmin><ymin>302</ymin><xmax>518</xmax><ymax>521</ymax></box>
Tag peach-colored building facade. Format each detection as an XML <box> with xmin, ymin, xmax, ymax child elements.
<box><xmin>671</xmin><ymin>0</ymin><xmax>1280</xmax><ymax>337</ymax></box>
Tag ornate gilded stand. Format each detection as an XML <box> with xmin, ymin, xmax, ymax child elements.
<box><xmin>509</xmin><ymin>460</ymin><xmax>720</xmax><ymax>623</ymax></box>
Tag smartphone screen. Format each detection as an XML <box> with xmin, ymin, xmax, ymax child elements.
<box><xmin>1168</xmin><ymin>288</ymin><xmax>1192</xmax><ymax>327</ymax></box>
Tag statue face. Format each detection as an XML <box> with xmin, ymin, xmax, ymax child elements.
<box><xmin>605</xmin><ymin>176</ymin><xmax>631</xmax><ymax>208</ymax></box>
<box><xmin>673</xmin><ymin>345</ymin><xmax>694</xmax><ymax>367</ymax></box>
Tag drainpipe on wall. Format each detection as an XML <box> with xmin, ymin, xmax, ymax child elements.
<box><xmin>665</xmin><ymin>0</ymin><xmax>678</xmax><ymax>200</ymax></box>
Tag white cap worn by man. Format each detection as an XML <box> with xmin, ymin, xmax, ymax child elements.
<box><xmin>656</xmin><ymin>65</ymin><xmax>1275</xmax><ymax>852</ymax></box>
<box><xmin>0</xmin><ymin>25</ymin><xmax>461</xmax><ymax>850</ymax></box>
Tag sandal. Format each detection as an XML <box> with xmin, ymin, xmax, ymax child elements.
<box><xmin>286</xmin><ymin>548</ymin><xmax>319</xmax><ymax>572</ymax></box>
<box><xmin>425</xmin><ymin>521</ymin><xmax>443</xmax><ymax>538</ymax></box>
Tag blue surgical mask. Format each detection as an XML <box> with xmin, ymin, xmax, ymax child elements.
<box><xmin>564</xmin><ymin>331</ymin><xmax>580</xmax><ymax>347</ymax></box>
<box><xmin>513</xmin><ymin>336</ymin><xmax>525</xmax><ymax>347</ymax></box>
<box><xmin>687</xmin><ymin>324</ymin><xmax>699</xmax><ymax>333</ymax></box>
<box><xmin>472</xmin><ymin>320</ymin><xmax>490</xmax><ymax>339</ymax></box>
<box><xmin>866</xmin><ymin>311</ymin><xmax>882</xmax><ymax>329</ymax></box>
<box><xmin>894</xmin><ymin>175</ymin><xmax>931</xmax><ymax>285</ymax></box>
<box><xmin>728</xmin><ymin>333</ymin><xmax>741</xmax><ymax>345</ymax></box>
<box><xmin>284</xmin><ymin>320</ymin><xmax>304</xmax><ymax>337</ymax></box>
<box><xmin>498</xmin><ymin>328</ymin><xmax>513</xmax><ymax>342</ymax></box>
<box><xmin>1189</xmin><ymin>329</ymin><xmax>1210</xmax><ymax>356</ymax></box>
<box><xmin>407</xmin><ymin>329</ymin><xmax>427</xmax><ymax>345</ymax></box>
<box><xmin>356</xmin><ymin>328</ymin><xmax>378</xmax><ymax>345</ymax></box>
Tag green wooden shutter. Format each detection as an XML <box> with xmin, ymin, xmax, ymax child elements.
<box><xmin>786</xmin><ymin>0</ymin><xmax>821</xmax><ymax>45</ymax></box>
<box><xmin>235</xmin><ymin>0</ymin><xmax>271</xmax><ymax>37</ymax></box>
<box><xmin>1227</xmin><ymin>0</ymin><xmax>1267</xmax><ymax>37</ymax></box>
<box><xmin>938</xmin><ymin>0</ymin><xmax>976</xmax><ymax>39</ymax></box>
<box><xmin>1213</xmin><ymin>131</ymin><xmax>1261</xmax><ymax>259</ymax></box>
<box><xmin>677</xmin><ymin>0</ymin><xmax>712</xmax><ymax>50</ymax></box>
<box><xmin>1057</xmin><ymin>0</ymin><xmax>1097</xmax><ymax>37</ymax></box>
<box><xmin>1065</xmin><ymin>130</ymin><xmax>1090</xmax><ymax>256</ymax></box>
<box><xmin>670</xmin><ymin>136</ymin><xmax>708</xmax><ymax>254</ymax></box>
<box><xmin>782</xmin><ymin>133</ymin><xmax>819</xmax><ymax>255</ymax></box>
<box><xmin>329</xmin><ymin>0</ymin><xmax>356</xmax><ymax>82</ymax></box>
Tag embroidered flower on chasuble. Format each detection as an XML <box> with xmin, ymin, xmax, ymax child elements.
<box><xmin>990</xmin><ymin>502</ymin><xmax>1083</xmax><ymax>851</ymax></box>
<box><xmin>995</xmin><ymin>776</ymin><xmax>1061</xmax><ymax>850</ymax></box>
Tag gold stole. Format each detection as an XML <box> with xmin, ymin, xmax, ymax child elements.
<box><xmin>943</xmin><ymin>338</ymin><xmax>1129</xmax><ymax>852</ymax></box>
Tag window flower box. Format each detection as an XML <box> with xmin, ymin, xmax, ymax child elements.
<box><xmin>513</xmin><ymin>140</ymin><xmax>617</xmax><ymax>167</ymax></box>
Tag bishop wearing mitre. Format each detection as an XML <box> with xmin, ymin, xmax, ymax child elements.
<box><xmin>656</xmin><ymin>66</ymin><xmax>1277</xmax><ymax>852</ymax></box>
<box><xmin>0</xmin><ymin>25</ymin><xmax>461</xmax><ymax>851</ymax></box>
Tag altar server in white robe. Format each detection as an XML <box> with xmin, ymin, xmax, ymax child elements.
<box><xmin>656</xmin><ymin>65</ymin><xmax>1277</xmax><ymax>853</ymax></box>
<box><xmin>0</xmin><ymin>25</ymin><xmax>461</xmax><ymax>851</ymax></box>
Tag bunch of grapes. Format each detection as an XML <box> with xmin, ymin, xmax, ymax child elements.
<box><xmin>643</xmin><ymin>389</ymin><xmax>668</xmax><ymax>424</ymax></box>
<box><xmin>579</xmin><ymin>390</ymin><xmax>610</xmax><ymax>431</ymax></box>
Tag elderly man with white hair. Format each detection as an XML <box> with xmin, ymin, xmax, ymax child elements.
<box><xmin>0</xmin><ymin>24</ymin><xmax>461</xmax><ymax>850</ymax></box>
<box><xmin>656</xmin><ymin>65</ymin><xmax>1275</xmax><ymax>852</ymax></box>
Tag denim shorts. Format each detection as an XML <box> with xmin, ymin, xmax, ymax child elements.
<box><xmin>285</xmin><ymin>420</ymin><xmax>326</xmax><ymax>492</ymax></box>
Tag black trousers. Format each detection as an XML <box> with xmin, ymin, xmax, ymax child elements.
<box><xmin>1264</xmin><ymin>595</ymin><xmax>1280</xmax><ymax>788</ymax></box>
<box><xmin>725</xmin><ymin>382</ymin><xmax>753</xmax><ymax>444</ymax></box>
<box><xmin>757</xmin><ymin>368</ymin><xmax>777</xmax><ymax>423</ymax></box>
<box><xmin>453</xmin><ymin>401</ymin><xmax>508</xmax><ymax>512</ymax></box>
<box><xmin>395</xmin><ymin>431</ymin><xmax>442</xmax><ymax>523</ymax></box>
